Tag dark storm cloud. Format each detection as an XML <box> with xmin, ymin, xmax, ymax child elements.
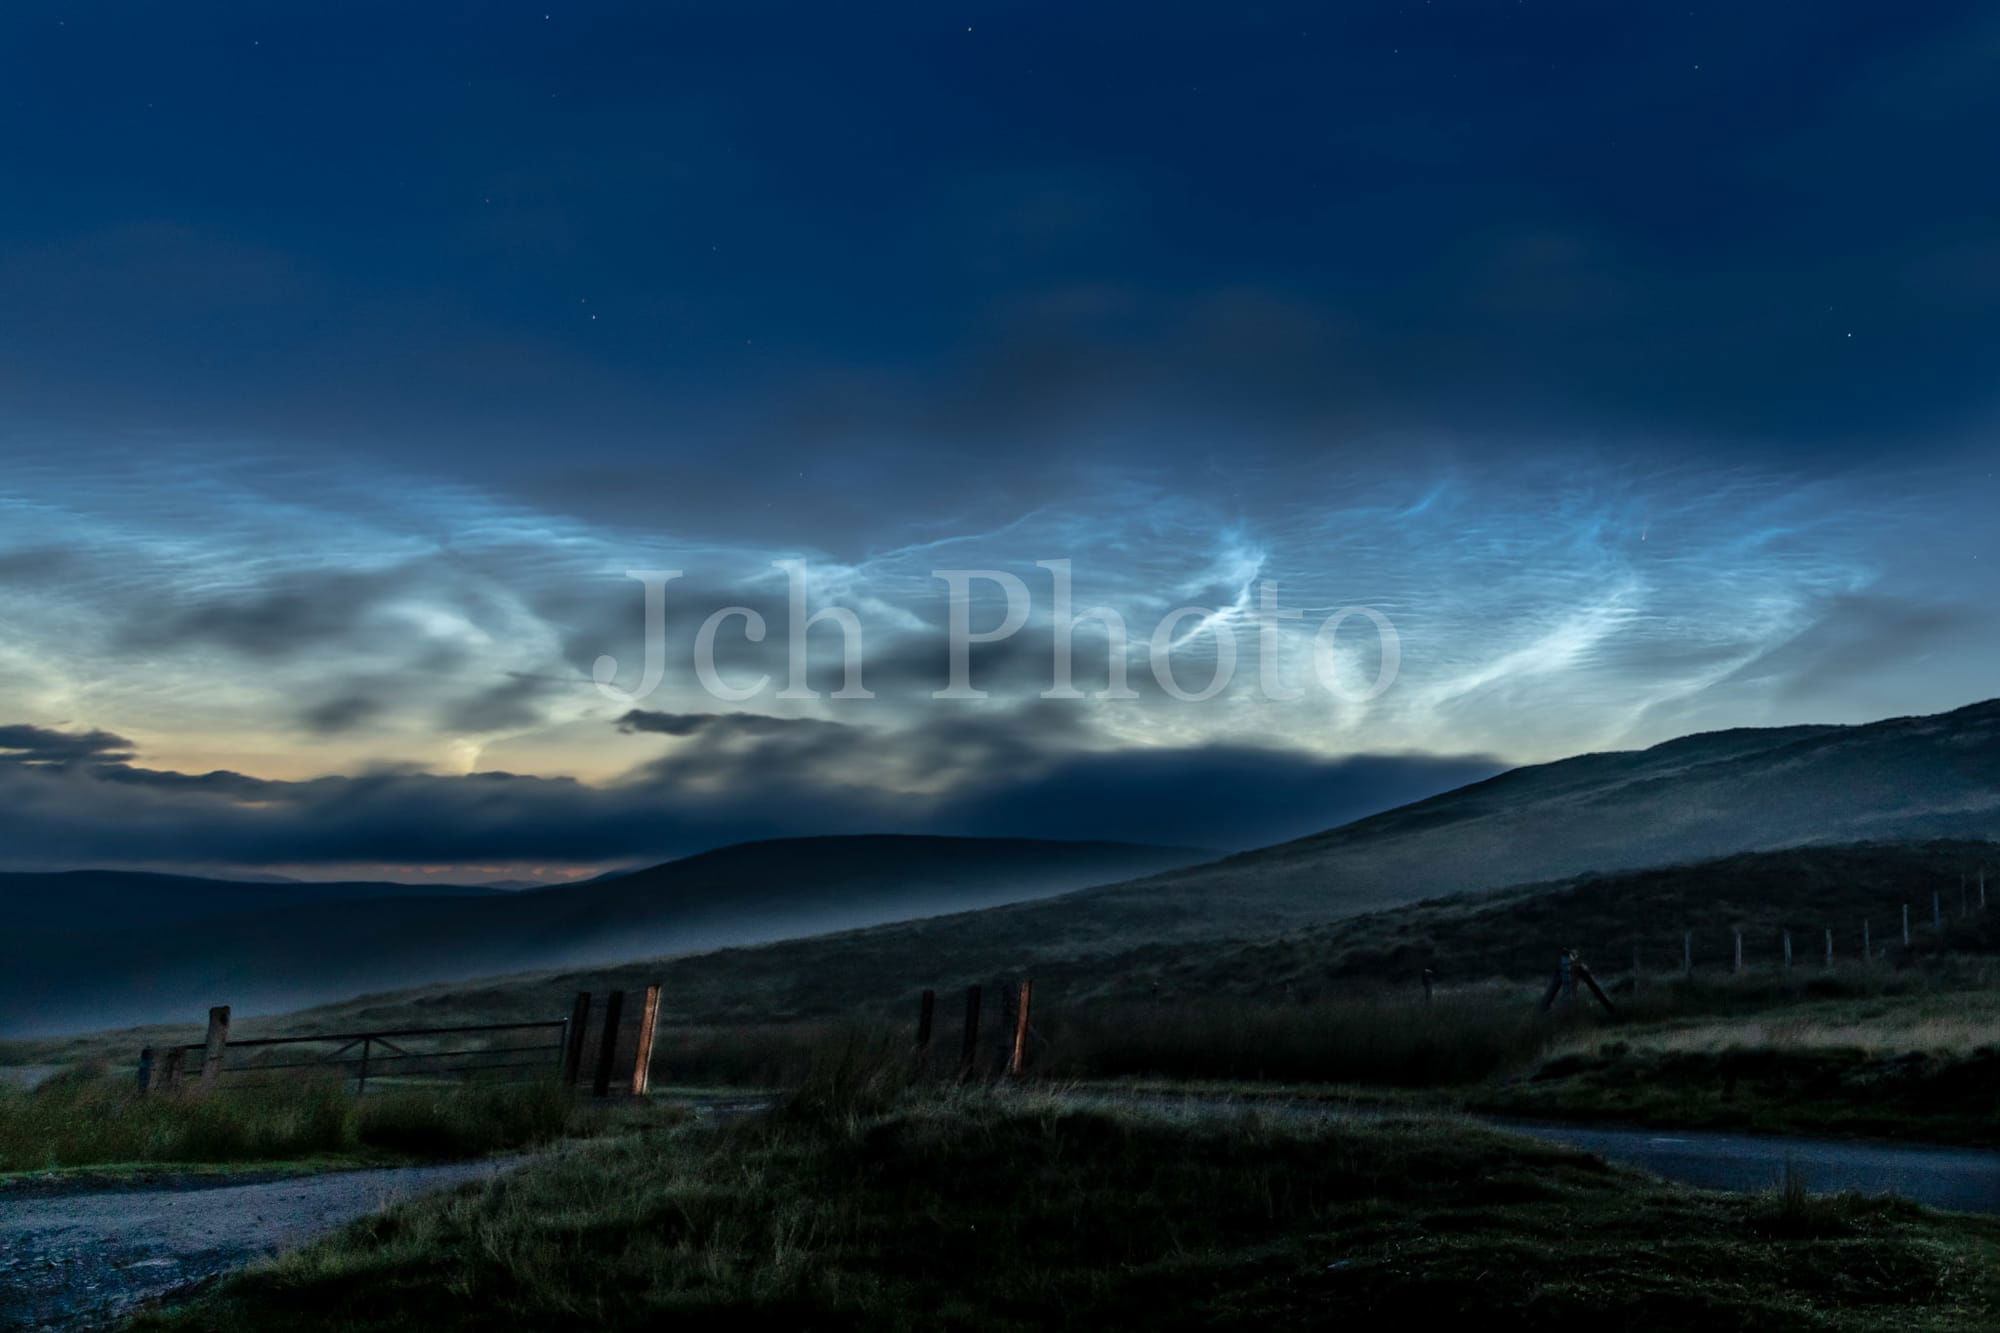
<box><xmin>298</xmin><ymin>693</ymin><xmax>387</xmax><ymax>735</ymax></box>
<box><xmin>0</xmin><ymin>724</ymin><xmax>136</xmax><ymax>765</ymax></box>
<box><xmin>128</xmin><ymin>568</ymin><xmax>419</xmax><ymax>661</ymax></box>
<box><xmin>616</xmin><ymin>710</ymin><xmax>821</xmax><ymax>739</ymax></box>
<box><xmin>0</xmin><ymin>715</ymin><xmax>1500</xmax><ymax>870</ymax></box>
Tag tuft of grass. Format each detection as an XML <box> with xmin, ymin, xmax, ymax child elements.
<box><xmin>0</xmin><ymin>1069</ymin><xmax>585</xmax><ymax>1172</ymax></box>
<box><xmin>137</xmin><ymin>1083</ymin><xmax>2000</xmax><ymax>1332</ymax></box>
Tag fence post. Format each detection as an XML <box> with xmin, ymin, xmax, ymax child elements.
<box><xmin>197</xmin><ymin>1005</ymin><xmax>231</xmax><ymax>1091</ymax></box>
<box><xmin>1864</xmin><ymin>919</ymin><xmax>1872</xmax><ymax>962</ymax></box>
<box><xmin>1007</xmin><ymin>980</ymin><xmax>1033</xmax><ymax>1077</ymax></box>
<box><xmin>1981</xmin><ymin>869</ymin><xmax>1988</xmax><ymax>910</ymax></box>
<box><xmin>1733</xmin><ymin>927</ymin><xmax>1743</xmax><ymax>974</ymax></box>
<box><xmin>592</xmin><ymin>990</ymin><xmax>626</xmax><ymax>1097</ymax></box>
<box><xmin>916</xmin><ymin>988</ymin><xmax>936</xmax><ymax>1054</ymax></box>
<box><xmin>1421</xmin><ymin>968</ymin><xmax>1434</xmax><ymax>1004</ymax></box>
<box><xmin>1782</xmin><ymin>929</ymin><xmax>1793</xmax><ymax>970</ymax></box>
<box><xmin>629</xmin><ymin>984</ymin><xmax>661</xmax><ymax>1097</ymax></box>
<box><xmin>137</xmin><ymin>1046</ymin><xmax>157</xmax><ymax>1094</ymax></box>
<box><xmin>1933</xmin><ymin>891</ymin><xmax>1943</xmax><ymax>932</ymax></box>
<box><xmin>355</xmin><ymin>1036</ymin><xmax>372</xmax><ymax>1096</ymax></box>
<box><xmin>560</xmin><ymin>992</ymin><xmax>592</xmax><ymax>1086</ymax></box>
<box><xmin>960</xmin><ymin>984</ymin><xmax>982</xmax><ymax>1073</ymax></box>
<box><xmin>1903</xmin><ymin>903</ymin><xmax>1911</xmax><ymax>947</ymax></box>
<box><xmin>1824</xmin><ymin>928</ymin><xmax>1833</xmax><ymax>969</ymax></box>
<box><xmin>160</xmin><ymin>1047</ymin><xmax>186</xmax><ymax>1093</ymax></box>
<box><xmin>1683</xmin><ymin>931</ymin><xmax>1693</xmax><ymax>978</ymax></box>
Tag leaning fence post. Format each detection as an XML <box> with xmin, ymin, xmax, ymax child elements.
<box><xmin>1007</xmin><ymin>979</ymin><xmax>1033</xmax><ymax>1077</ymax></box>
<box><xmin>560</xmin><ymin>992</ymin><xmax>592</xmax><ymax>1086</ymax></box>
<box><xmin>1733</xmin><ymin>927</ymin><xmax>1743</xmax><ymax>974</ymax></box>
<box><xmin>916</xmin><ymin>988</ymin><xmax>936</xmax><ymax>1055</ymax></box>
<box><xmin>629</xmin><ymin>984</ymin><xmax>661</xmax><ymax>1096</ymax></box>
<box><xmin>592</xmin><ymin>990</ymin><xmax>626</xmax><ymax>1097</ymax></box>
<box><xmin>960</xmin><ymin>984</ymin><xmax>982</xmax><ymax>1073</ymax></box>
<box><xmin>198</xmin><ymin>1005</ymin><xmax>231</xmax><ymax>1091</ymax></box>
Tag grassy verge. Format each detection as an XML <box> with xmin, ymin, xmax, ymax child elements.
<box><xmin>1473</xmin><ymin>989</ymin><xmax>2000</xmax><ymax>1144</ymax></box>
<box><xmin>139</xmin><ymin>1070</ymin><xmax>2000</xmax><ymax>1331</ymax></box>
<box><xmin>0</xmin><ymin>1067</ymin><xmax>586</xmax><ymax>1174</ymax></box>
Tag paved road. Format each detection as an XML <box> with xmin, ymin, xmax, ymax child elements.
<box><xmin>1502</xmin><ymin>1119</ymin><xmax>2000</xmax><ymax>1214</ymax></box>
<box><xmin>1079</xmin><ymin>1090</ymin><xmax>2000</xmax><ymax>1215</ymax></box>
<box><xmin>0</xmin><ymin>1159</ymin><xmax>515</xmax><ymax>1331</ymax></box>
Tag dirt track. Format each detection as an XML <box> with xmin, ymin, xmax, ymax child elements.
<box><xmin>0</xmin><ymin>1159</ymin><xmax>516</xmax><ymax>1331</ymax></box>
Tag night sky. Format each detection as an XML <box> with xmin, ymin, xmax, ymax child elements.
<box><xmin>2</xmin><ymin>2</ymin><xmax>1995</xmax><ymax>879</ymax></box>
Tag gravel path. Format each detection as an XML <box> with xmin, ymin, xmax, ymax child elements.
<box><xmin>0</xmin><ymin>1159</ymin><xmax>518</xmax><ymax>1331</ymax></box>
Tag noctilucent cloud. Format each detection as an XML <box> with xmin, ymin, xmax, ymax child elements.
<box><xmin>1</xmin><ymin>2</ymin><xmax>1994</xmax><ymax>879</ymax></box>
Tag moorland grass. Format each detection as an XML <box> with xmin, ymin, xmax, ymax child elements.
<box><xmin>0</xmin><ymin>1068</ymin><xmax>581</xmax><ymax>1172</ymax></box>
<box><xmin>138</xmin><ymin>1067</ymin><xmax>2000</xmax><ymax>1332</ymax></box>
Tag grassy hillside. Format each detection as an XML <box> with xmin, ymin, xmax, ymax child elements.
<box><xmin>18</xmin><ymin>838</ymin><xmax>1994</xmax><ymax>1079</ymax></box>
<box><xmin>139</xmin><ymin>1085</ymin><xmax>2000</xmax><ymax>1331</ymax></box>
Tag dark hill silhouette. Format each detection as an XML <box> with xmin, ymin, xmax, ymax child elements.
<box><xmin>0</xmin><ymin>835</ymin><xmax>1204</xmax><ymax>1036</ymax></box>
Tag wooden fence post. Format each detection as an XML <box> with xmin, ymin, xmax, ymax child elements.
<box><xmin>1902</xmin><ymin>903</ymin><xmax>1911</xmax><ymax>946</ymax></box>
<box><xmin>560</xmin><ymin>992</ymin><xmax>592</xmax><ymax>1086</ymax></box>
<box><xmin>1863</xmin><ymin>920</ymin><xmax>1872</xmax><ymax>962</ymax></box>
<box><xmin>1574</xmin><ymin>959</ymin><xmax>1616</xmax><ymax>1015</ymax></box>
<box><xmin>960</xmin><ymin>984</ymin><xmax>982</xmax><ymax>1073</ymax></box>
<box><xmin>1960</xmin><ymin>875</ymin><xmax>1969</xmax><ymax>919</ymax></box>
<box><xmin>1421</xmin><ymin>968</ymin><xmax>1434</xmax><ymax>1004</ymax></box>
<box><xmin>1824</xmin><ymin>928</ymin><xmax>1833</xmax><ymax>969</ymax></box>
<box><xmin>1782</xmin><ymin>929</ymin><xmax>1793</xmax><ymax>970</ymax></box>
<box><xmin>1981</xmin><ymin>869</ymin><xmax>1988</xmax><ymax>910</ymax></box>
<box><xmin>629</xmin><ymin>984</ymin><xmax>661</xmax><ymax>1096</ymax></box>
<box><xmin>198</xmin><ymin>1005</ymin><xmax>231</xmax><ymax>1091</ymax></box>
<box><xmin>1683</xmin><ymin>931</ymin><xmax>1693</xmax><ymax>978</ymax></box>
<box><xmin>1733</xmin><ymin>927</ymin><xmax>1743</xmax><ymax>974</ymax></box>
<box><xmin>137</xmin><ymin>1046</ymin><xmax>157</xmax><ymax>1094</ymax></box>
<box><xmin>1934</xmin><ymin>891</ymin><xmax>1943</xmax><ymax>932</ymax></box>
<box><xmin>1007</xmin><ymin>980</ymin><xmax>1033</xmax><ymax>1077</ymax></box>
<box><xmin>591</xmin><ymin>990</ymin><xmax>626</xmax><ymax>1098</ymax></box>
<box><xmin>354</xmin><ymin>1036</ymin><xmax>372</xmax><ymax>1096</ymax></box>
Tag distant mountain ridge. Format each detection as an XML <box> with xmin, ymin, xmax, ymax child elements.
<box><xmin>0</xmin><ymin>835</ymin><xmax>1206</xmax><ymax>1036</ymax></box>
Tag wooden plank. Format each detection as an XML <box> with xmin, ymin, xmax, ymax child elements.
<box><xmin>560</xmin><ymin>992</ymin><xmax>592</xmax><ymax>1086</ymax></box>
<box><xmin>198</xmin><ymin>1005</ymin><xmax>231</xmax><ymax>1091</ymax></box>
<box><xmin>629</xmin><ymin>984</ymin><xmax>661</xmax><ymax>1096</ymax></box>
<box><xmin>592</xmin><ymin>990</ymin><xmax>626</xmax><ymax>1098</ymax></box>
<box><xmin>1007</xmin><ymin>980</ymin><xmax>1033</xmax><ymax>1077</ymax></box>
<box><xmin>960</xmin><ymin>984</ymin><xmax>982</xmax><ymax>1072</ymax></box>
<box><xmin>1574</xmin><ymin>960</ymin><xmax>1616</xmax><ymax>1015</ymax></box>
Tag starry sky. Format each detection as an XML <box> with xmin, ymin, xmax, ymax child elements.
<box><xmin>1</xmin><ymin>1</ymin><xmax>1995</xmax><ymax>879</ymax></box>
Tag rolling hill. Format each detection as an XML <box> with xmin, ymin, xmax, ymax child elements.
<box><xmin>0</xmin><ymin>835</ymin><xmax>1205</xmax><ymax>1036</ymax></box>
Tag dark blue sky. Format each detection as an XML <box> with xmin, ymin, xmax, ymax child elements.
<box><xmin>0</xmin><ymin>2</ymin><xmax>1994</xmax><ymax>876</ymax></box>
